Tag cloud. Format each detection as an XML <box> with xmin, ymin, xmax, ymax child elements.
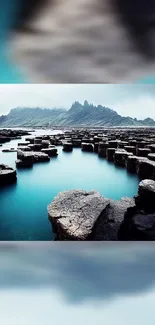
<box><xmin>1</xmin><ymin>242</ymin><xmax>155</xmax><ymax>304</ymax></box>
<box><xmin>1</xmin><ymin>243</ymin><xmax>155</xmax><ymax>325</ymax></box>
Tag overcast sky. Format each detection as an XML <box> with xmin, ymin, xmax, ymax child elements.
<box><xmin>0</xmin><ymin>84</ymin><xmax>155</xmax><ymax>119</ymax></box>
<box><xmin>1</xmin><ymin>242</ymin><xmax>155</xmax><ymax>325</ymax></box>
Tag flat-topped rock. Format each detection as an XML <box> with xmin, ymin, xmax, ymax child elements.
<box><xmin>17</xmin><ymin>146</ymin><xmax>31</xmax><ymax>151</ymax></box>
<box><xmin>2</xmin><ymin>148</ymin><xmax>17</xmax><ymax>153</ymax></box>
<box><xmin>42</xmin><ymin>140</ymin><xmax>50</xmax><ymax>148</ymax></box>
<box><xmin>41</xmin><ymin>148</ymin><xmax>58</xmax><ymax>156</ymax></box>
<box><xmin>136</xmin><ymin>148</ymin><xmax>151</xmax><ymax>157</ymax></box>
<box><xmin>16</xmin><ymin>159</ymin><xmax>33</xmax><ymax>168</ymax></box>
<box><xmin>33</xmin><ymin>152</ymin><xmax>50</xmax><ymax>162</ymax></box>
<box><xmin>114</xmin><ymin>150</ymin><xmax>133</xmax><ymax>167</ymax></box>
<box><xmin>17</xmin><ymin>150</ymin><xmax>50</xmax><ymax>163</ymax></box>
<box><xmin>0</xmin><ymin>164</ymin><xmax>17</xmax><ymax>185</ymax></box>
<box><xmin>81</xmin><ymin>143</ymin><xmax>94</xmax><ymax>152</ymax></box>
<box><xmin>0</xmin><ymin>136</ymin><xmax>11</xmax><ymax>143</ymax></box>
<box><xmin>135</xmin><ymin>179</ymin><xmax>155</xmax><ymax>213</ymax></box>
<box><xmin>63</xmin><ymin>142</ymin><xmax>73</xmax><ymax>152</ymax></box>
<box><xmin>48</xmin><ymin>190</ymin><xmax>110</xmax><ymax>240</ymax></box>
<box><xmin>148</xmin><ymin>153</ymin><xmax>155</xmax><ymax>161</ymax></box>
<box><xmin>25</xmin><ymin>137</ymin><xmax>34</xmax><ymax>143</ymax></box>
<box><xmin>28</xmin><ymin>144</ymin><xmax>43</xmax><ymax>151</ymax></box>
<box><xmin>126</xmin><ymin>156</ymin><xmax>148</xmax><ymax>173</ymax></box>
<box><xmin>137</xmin><ymin>158</ymin><xmax>155</xmax><ymax>179</ymax></box>
<box><xmin>18</xmin><ymin>142</ymin><xmax>30</xmax><ymax>146</ymax></box>
<box><xmin>106</xmin><ymin>148</ymin><xmax>116</xmax><ymax>161</ymax></box>
<box><xmin>124</xmin><ymin>146</ymin><xmax>136</xmax><ymax>155</ymax></box>
<box><xmin>72</xmin><ymin>139</ymin><xmax>81</xmax><ymax>148</ymax></box>
<box><xmin>17</xmin><ymin>150</ymin><xmax>34</xmax><ymax>162</ymax></box>
<box><xmin>34</xmin><ymin>138</ymin><xmax>42</xmax><ymax>144</ymax></box>
<box><xmin>98</xmin><ymin>142</ymin><xmax>109</xmax><ymax>157</ymax></box>
<box><xmin>108</xmin><ymin>140</ymin><xmax>119</xmax><ymax>148</ymax></box>
<box><xmin>146</xmin><ymin>144</ymin><xmax>155</xmax><ymax>153</ymax></box>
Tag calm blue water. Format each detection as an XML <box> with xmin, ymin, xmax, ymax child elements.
<box><xmin>0</xmin><ymin>131</ymin><xmax>139</xmax><ymax>240</ymax></box>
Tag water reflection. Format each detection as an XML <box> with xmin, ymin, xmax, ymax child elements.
<box><xmin>0</xmin><ymin>242</ymin><xmax>155</xmax><ymax>324</ymax></box>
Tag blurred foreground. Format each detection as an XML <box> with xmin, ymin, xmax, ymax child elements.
<box><xmin>2</xmin><ymin>0</ymin><xmax>155</xmax><ymax>83</ymax></box>
<box><xmin>0</xmin><ymin>242</ymin><xmax>155</xmax><ymax>324</ymax></box>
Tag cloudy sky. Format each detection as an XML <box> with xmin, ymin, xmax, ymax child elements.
<box><xmin>0</xmin><ymin>84</ymin><xmax>155</xmax><ymax>119</ymax></box>
<box><xmin>1</xmin><ymin>242</ymin><xmax>155</xmax><ymax>325</ymax></box>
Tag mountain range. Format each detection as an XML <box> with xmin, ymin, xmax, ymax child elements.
<box><xmin>0</xmin><ymin>101</ymin><xmax>155</xmax><ymax>127</ymax></box>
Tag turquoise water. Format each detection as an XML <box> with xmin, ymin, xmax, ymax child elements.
<box><xmin>0</xmin><ymin>0</ymin><xmax>26</xmax><ymax>83</ymax></box>
<box><xmin>137</xmin><ymin>76</ymin><xmax>155</xmax><ymax>84</ymax></box>
<box><xmin>0</xmin><ymin>50</ymin><xmax>25</xmax><ymax>83</ymax></box>
<box><xmin>0</xmin><ymin>132</ymin><xmax>139</xmax><ymax>240</ymax></box>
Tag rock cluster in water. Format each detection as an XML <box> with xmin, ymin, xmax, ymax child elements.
<box><xmin>0</xmin><ymin>129</ymin><xmax>30</xmax><ymax>144</ymax></box>
<box><xmin>48</xmin><ymin>180</ymin><xmax>155</xmax><ymax>241</ymax></box>
<box><xmin>46</xmin><ymin>127</ymin><xmax>155</xmax><ymax>240</ymax></box>
<box><xmin>2</xmin><ymin>127</ymin><xmax>155</xmax><ymax>240</ymax></box>
<box><xmin>15</xmin><ymin>136</ymin><xmax>58</xmax><ymax>167</ymax></box>
<box><xmin>48</xmin><ymin>127</ymin><xmax>155</xmax><ymax>181</ymax></box>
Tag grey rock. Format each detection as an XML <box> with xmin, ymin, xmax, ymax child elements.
<box><xmin>2</xmin><ymin>148</ymin><xmax>17</xmax><ymax>153</ymax></box>
<box><xmin>17</xmin><ymin>146</ymin><xmax>31</xmax><ymax>151</ymax></box>
<box><xmin>0</xmin><ymin>164</ymin><xmax>17</xmax><ymax>185</ymax></box>
<box><xmin>81</xmin><ymin>143</ymin><xmax>94</xmax><ymax>152</ymax></box>
<box><xmin>98</xmin><ymin>142</ymin><xmax>109</xmax><ymax>157</ymax></box>
<box><xmin>48</xmin><ymin>190</ymin><xmax>110</xmax><ymax>240</ymax></box>
<box><xmin>148</xmin><ymin>153</ymin><xmax>155</xmax><ymax>162</ymax></box>
<box><xmin>137</xmin><ymin>159</ymin><xmax>155</xmax><ymax>179</ymax></box>
<box><xmin>63</xmin><ymin>142</ymin><xmax>73</xmax><ymax>152</ymax></box>
<box><xmin>136</xmin><ymin>148</ymin><xmax>151</xmax><ymax>157</ymax></box>
<box><xmin>33</xmin><ymin>152</ymin><xmax>50</xmax><ymax>162</ymax></box>
<box><xmin>135</xmin><ymin>179</ymin><xmax>155</xmax><ymax>213</ymax></box>
<box><xmin>42</xmin><ymin>140</ymin><xmax>50</xmax><ymax>148</ymax></box>
<box><xmin>16</xmin><ymin>159</ymin><xmax>33</xmax><ymax>168</ymax></box>
<box><xmin>119</xmin><ymin>179</ymin><xmax>155</xmax><ymax>240</ymax></box>
<box><xmin>124</xmin><ymin>146</ymin><xmax>136</xmax><ymax>155</ymax></box>
<box><xmin>106</xmin><ymin>148</ymin><xmax>116</xmax><ymax>161</ymax></box>
<box><xmin>92</xmin><ymin>197</ymin><xmax>135</xmax><ymax>240</ymax></box>
<box><xmin>114</xmin><ymin>150</ymin><xmax>133</xmax><ymax>167</ymax></box>
<box><xmin>41</xmin><ymin>148</ymin><xmax>58</xmax><ymax>156</ymax></box>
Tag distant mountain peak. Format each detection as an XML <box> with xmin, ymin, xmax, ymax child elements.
<box><xmin>0</xmin><ymin>102</ymin><xmax>155</xmax><ymax>128</ymax></box>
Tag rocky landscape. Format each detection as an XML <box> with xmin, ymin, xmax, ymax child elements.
<box><xmin>1</xmin><ymin>102</ymin><xmax>155</xmax><ymax>128</ymax></box>
<box><xmin>0</xmin><ymin>129</ymin><xmax>31</xmax><ymax>144</ymax></box>
<box><xmin>1</xmin><ymin>126</ymin><xmax>155</xmax><ymax>240</ymax></box>
<box><xmin>48</xmin><ymin>179</ymin><xmax>155</xmax><ymax>241</ymax></box>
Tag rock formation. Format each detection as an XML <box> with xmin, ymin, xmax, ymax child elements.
<box><xmin>48</xmin><ymin>190</ymin><xmax>110</xmax><ymax>240</ymax></box>
<box><xmin>118</xmin><ymin>179</ymin><xmax>155</xmax><ymax>240</ymax></box>
<box><xmin>48</xmin><ymin>178</ymin><xmax>155</xmax><ymax>241</ymax></box>
<box><xmin>0</xmin><ymin>164</ymin><xmax>17</xmax><ymax>185</ymax></box>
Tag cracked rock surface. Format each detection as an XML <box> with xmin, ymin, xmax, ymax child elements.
<box><xmin>48</xmin><ymin>189</ymin><xmax>110</xmax><ymax>240</ymax></box>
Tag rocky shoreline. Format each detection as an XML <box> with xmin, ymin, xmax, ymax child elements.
<box><xmin>1</xmin><ymin>127</ymin><xmax>155</xmax><ymax>240</ymax></box>
<box><xmin>48</xmin><ymin>180</ymin><xmax>155</xmax><ymax>241</ymax></box>
<box><xmin>0</xmin><ymin>129</ymin><xmax>31</xmax><ymax>144</ymax></box>
<box><xmin>46</xmin><ymin>127</ymin><xmax>155</xmax><ymax>240</ymax></box>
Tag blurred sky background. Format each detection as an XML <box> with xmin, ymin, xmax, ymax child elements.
<box><xmin>0</xmin><ymin>242</ymin><xmax>155</xmax><ymax>325</ymax></box>
<box><xmin>1</xmin><ymin>0</ymin><xmax>155</xmax><ymax>83</ymax></box>
<box><xmin>0</xmin><ymin>84</ymin><xmax>155</xmax><ymax>119</ymax></box>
